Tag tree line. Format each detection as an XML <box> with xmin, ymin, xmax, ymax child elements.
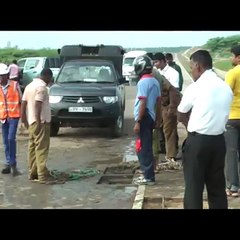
<box><xmin>0</xmin><ymin>48</ymin><xmax>58</xmax><ymax>64</ymax></box>
<box><xmin>204</xmin><ymin>35</ymin><xmax>240</xmax><ymax>57</ymax></box>
<box><xmin>0</xmin><ymin>46</ymin><xmax>191</xmax><ymax>64</ymax></box>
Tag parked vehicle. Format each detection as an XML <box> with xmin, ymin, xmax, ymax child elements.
<box><xmin>49</xmin><ymin>44</ymin><xmax>127</xmax><ymax>137</ymax></box>
<box><xmin>122</xmin><ymin>50</ymin><xmax>147</xmax><ymax>85</ymax></box>
<box><xmin>17</xmin><ymin>57</ymin><xmax>61</xmax><ymax>90</ymax></box>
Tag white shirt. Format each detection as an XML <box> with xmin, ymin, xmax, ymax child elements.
<box><xmin>159</xmin><ymin>64</ymin><xmax>179</xmax><ymax>88</ymax></box>
<box><xmin>22</xmin><ymin>78</ymin><xmax>51</xmax><ymax>125</ymax></box>
<box><xmin>8</xmin><ymin>63</ymin><xmax>20</xmax><ymax>79</ymax></box>
<box><xmin>178</xmin><ymin>69</ymin><xmax>233</xmax><ymax>135</ymax></box>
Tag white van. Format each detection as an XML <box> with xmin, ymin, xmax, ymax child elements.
<box><xmin>17</xmin><ymin>57</ymin><xmax>61</xmax><ymax>90</ymax></box>
<box><xmin>122</xmin><ymin>50</ymin><xmax>147</xmax><ymax>85</ymax></box>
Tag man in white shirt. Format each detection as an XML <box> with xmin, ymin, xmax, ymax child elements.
<box><xmin>177</xmin><ymin>50</ymin><xmax>233</xmax><ymax>209</ymax></box>
<box><xmin>153</xmin><ymin>52</ymin><xmax>179</xmax><ymax>89</ymax></box>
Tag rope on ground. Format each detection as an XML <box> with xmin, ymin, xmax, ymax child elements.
<box><xmin>49</xmin><ymin>168</ymin><xmax>100</xmax><ymax>181</ymax></box>
<box><xmin>157</xmin><ymin>161</ymin><xmax>183</xmax><ymax>171</ymax></box>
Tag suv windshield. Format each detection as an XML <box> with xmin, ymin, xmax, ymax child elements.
<box><xmin>57</xmin><ymin>61</ymin><xmax>115</xmax><ymax>83</ymax></box>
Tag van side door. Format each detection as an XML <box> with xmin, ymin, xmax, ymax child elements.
<box><xmin>22</xmin><ymin>58</ymin><xmax>43</xmax><ymax>87</ymax></box>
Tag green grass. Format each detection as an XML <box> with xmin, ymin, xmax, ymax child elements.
<box><xmin>214</xmin><ymin>60</ymin><xmax>232</xmax><ymax>72</ymax></box>
<box><xmin>176</xmin><ymin>53</ymin><xmax>191</xmax><ymax>75</ymax></box>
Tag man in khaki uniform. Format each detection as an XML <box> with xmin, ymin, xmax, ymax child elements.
<box><xmin>21</xmin><ymin>69</ymin><xmax>63</xmax><ymax>184</ymax></box>
<box><xmin>152</xmin><ymin>62</ymin><xmax>182</xmax><ymax>162</ymax></box>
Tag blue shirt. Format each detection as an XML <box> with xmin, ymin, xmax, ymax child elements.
<box><xmin>134</xmin><ymin>74</ymin><xmax>161</xmax><ymax>121</ymax></box>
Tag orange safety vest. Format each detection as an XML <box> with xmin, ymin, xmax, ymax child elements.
<box><xmin>0</xmin><ymin>80</ymin><xmax>21</xmax><ymax>120</ymax></box>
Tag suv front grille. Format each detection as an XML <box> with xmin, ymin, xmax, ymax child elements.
<box><xmin>62</xmin><ymin>96</ymin><xmax>101</xmax><ymax>103</ymax></box>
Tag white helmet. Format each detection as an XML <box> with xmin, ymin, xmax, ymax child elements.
<box><xmin>0</xmin><ymin>63</ymin><xmax>9</xmax><ymax>75</ymax></box>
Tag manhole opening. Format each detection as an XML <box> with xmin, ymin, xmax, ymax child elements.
<box><xmin>104</xmin><ymin>165</ymin><xmax>136</xmax><ymax>174</ymax></box>
<box><xmin>143</xmin><ymin>197</ymin><xmax>209</xmax><ymax>209</ymax></box>
<box><xmin>97</xmin><ymin>174</ymin><xmax>134</xmax><ymax>184</ymax></box>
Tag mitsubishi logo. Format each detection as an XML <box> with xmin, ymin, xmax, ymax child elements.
<box><xmin>77</xmin><ymin>97</ymin><xmax>84</xmax><ymax>103</ymax></box>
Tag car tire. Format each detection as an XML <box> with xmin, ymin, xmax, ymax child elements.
<box><xmin>50</xmin><ymin>122</ymin><xmax>60</xmax><ymax>137</ymax></box>
<box><xmin>110</xmin><ymin>112</ymin><xmax>124</xmax><ymax>138</ymax></box>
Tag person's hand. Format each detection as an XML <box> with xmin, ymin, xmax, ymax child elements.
<box><xmin>167</xmin><ymin>107</ymin><xmax>176</xmax><ymax>117</ymax></box>
<box><xmin>154</xmin><ymin>120</ymin><xmax>161</xmax><ymax>129</ymax></box>
<box><xmin>21</xmin><ymin>120</ymin><xmax>29</xmax><ymax>130</ymax></box>
<box><xmin>35</xmin><ymin>122</ymin><xmax>42</xmax><ymax>135</ymax></box>
<box><xmin>133</xmin><ymin>122</ymin><xmax>140</xmax><ymax>134</ymax></box>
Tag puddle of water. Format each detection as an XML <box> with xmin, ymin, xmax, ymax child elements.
<box><xmin>124</xmin><ymin>186</ymin><xmax>137</xmax><ymax>194</ymax></box>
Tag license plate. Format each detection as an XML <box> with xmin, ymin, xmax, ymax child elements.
<box><xmin>68</xmin><ymin>107</ymin><xmax>93</xmax><ymax>112</ymax></box>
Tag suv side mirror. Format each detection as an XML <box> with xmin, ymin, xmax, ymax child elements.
<box><xmin>118</xmin><ymin>77</ymin><xmax>127</xmax><ymax>84</ymax></box>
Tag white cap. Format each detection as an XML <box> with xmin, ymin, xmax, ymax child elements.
<box><xmin>0</xmin><ymin>63</ymin><xmax>9</xmax><ymax>75</ymax></box>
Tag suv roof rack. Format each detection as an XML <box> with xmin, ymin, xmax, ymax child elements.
<box><xmin>58</xmin><ymin>44</ymin><xmax>126</xmax><ymax>76</ymax></box>
<box><xmin>58</xmin><ymin>44</ymin><xmax>125</xmax><ymax>57</ymax></box>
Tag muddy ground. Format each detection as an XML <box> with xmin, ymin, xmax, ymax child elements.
<box><xmin>0</xmin><ymin>86</ymin><xmax>139</xmax><ymax>209</ymax></box>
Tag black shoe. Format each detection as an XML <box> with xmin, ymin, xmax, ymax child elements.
<box><xmin>1</xmin><ymin>166</ymin><xmax>11</xmax><ymax>174</ymax></box>
<box><xmin>28</xmin><ymin>174</ymin><xmax>39</xmax><ymax>182</ymax></box>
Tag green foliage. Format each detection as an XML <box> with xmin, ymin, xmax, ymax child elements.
<box><xmin>0</xmin><ymin>47</ymin><xmax>58</xmax><ymax>64</ymax></box>
<box><xmin>176</xmin><ymin>53</ymin><xmax>191</xmax><ymax>75</ymax></box>
<box><xmin>204</xmin><ymin>34</ymin><xmax>240</xmax><ymax>57</ymax></box>
<box><xmin>214</xmin><ymin>60</ymin><xmax>232</xmax><ymax>71</ymax></box>
<box><xmin>125</xmin><ymin>47</ymin><xmax>191</xmax><ymax>53</ymax></box>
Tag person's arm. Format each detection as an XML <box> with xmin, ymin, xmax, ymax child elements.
<box><xmin>21</xmin><ymin>100</ymin><xmax>28</xmax><ymax>129</ymax></box>
<box><xmin>225</xmin><ymin>69</ymin><xmax>235</xmax><ymax>90</ymax></box>
<box><xmin>177</xmin><ymin>66</ymin><xmax>184</xmax><ymax>92</ymax></box>
<box><xmin>16</xmin><ymin>82</ymin><xmax>22</xmax><ymax>101</ymax></box>
<box><xmin>177</xmin><ymin>111</ymin><xmax>191</xmax><ymax>129</ymax></box>
<box><xmin>133</xmin><ymin>81</ymin><xmax>148</xmax><ymax>134</ymax></box>
<box><xmin>34</xmin><ymin>86</ymin><xmax>47</xmax><ymax>134</ymax></box>
<box><xmin>137</xmin><ymin>98</ymin><xmax>147</xmax><ymax>121</ymax></box>
<box><xmin>177</xmin><ymin>85</ymin><xmax>194</xmax><ymax>129</ymax></box>
<box><xmin>155</xmin><ymin>96</ymin><xmax>162</xmax><ymax>129</ymax></box>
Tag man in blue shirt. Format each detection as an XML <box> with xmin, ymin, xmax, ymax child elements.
<box><xmin>133</xmin><ymin>55</ymin><xmax>161</xmax><ymax>185</ymax></box>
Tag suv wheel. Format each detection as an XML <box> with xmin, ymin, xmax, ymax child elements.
<box><xmin>110</xmin><ymin>113</ymin><xmax>124</xmax><ymax>138</ymax></box>
<box><xmin>50</xmin><ymin>122</ymin><xmax>60</xmax><ymax>137</ymax></box>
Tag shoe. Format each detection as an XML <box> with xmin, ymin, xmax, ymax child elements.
<box><xmin>28</xmin><ymin>174</ymin><xmax>39</xmax><ymax>182</ymax></box>
<box><xmin>39</xmin><ymin>176</ymin><xmax>65</xmax><ymax>185</ymax></box>
<box><xmin>1</xmin><ymin>166</ymin><xmax>11</xmax><ymax>174</ymax></box>
<box><xmin>133</xmin><ymin>176</ymin><xmax>155</xmax><ymax>186</ymax></box>
<box><xmin>164</xmin><ymin>157</ymin><xmax>176</xmax><ymax>163</ymax></box>
<box><xmin>226</xmin><ymin>188</ymin><xmax>239</xmax><ymax>197</ymax></box>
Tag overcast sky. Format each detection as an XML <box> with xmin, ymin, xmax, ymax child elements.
<box><xmin>0</xmin><ymin>31</ymin><xmax>239</xmax><ymax>49</ymax></box>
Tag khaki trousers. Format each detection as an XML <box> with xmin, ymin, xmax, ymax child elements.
<box><xmin>28</xmin><ymin>122</ymin><xmax>50</xmax><ymax>181</ymax></box>
<box><xmin>162</xmin><ymin>107</ymin><xmax>178</xmax><ymax>158</ymax></box>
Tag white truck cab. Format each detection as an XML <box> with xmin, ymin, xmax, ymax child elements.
<box><xmin>122</xmin><ymin>50</ymin><xmax>147</xmax><ymax>85</ymax></box>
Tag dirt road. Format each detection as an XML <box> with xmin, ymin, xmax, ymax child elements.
<box><xmin>0</xmin><ymin>86</ymin><xmax>138</xmax><ymax>209</ymax></box>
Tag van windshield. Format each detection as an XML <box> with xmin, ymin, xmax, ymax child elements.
<box><xmin>57</xmin><ymin>62</ymin><xmax>115</xmax><ymax>83</ymax></box>
<box><xmin>123</xmin><ymin>57</ymin><xmax>135</xmax><ymax>66</ymax></box>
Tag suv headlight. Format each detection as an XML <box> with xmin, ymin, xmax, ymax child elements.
<box><xmin>49</xmin><ymin>96</ymin><xmax>63</xmax><ymax>103</ymax></box>
<box><xmin>103</xmin><ymin>96</ymin><xmax>118</xmax><ymax>104</ymax></box>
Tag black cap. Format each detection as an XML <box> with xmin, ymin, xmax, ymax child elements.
<box><xmin>153</xmin><ymin>52</ymin><xmax>165</xmax><ymax>61</ymax></box>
